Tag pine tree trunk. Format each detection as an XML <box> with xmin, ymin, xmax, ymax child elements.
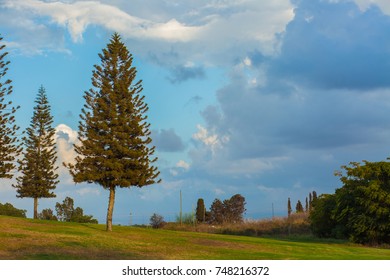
<box><xmin>33</xmin><ymin>197</ymin><xmax>38</xmax><ymax>219</ymax></box>
<box><xmin>106</xmin><ymin>186</ymin><xmax>116</xmax><ymax>231</ymax></box>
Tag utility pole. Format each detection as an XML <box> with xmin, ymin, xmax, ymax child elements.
<box><xmin>180</xmin><ymin>190</ymin><xmax>182</xmax><ymax>226</ymax></box>
<box><xmin>272</xmin><ymin>203</ymin><xmax>274</xmax><ymax>219</ymax></box>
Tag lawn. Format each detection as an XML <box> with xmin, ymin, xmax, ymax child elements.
<box><xmin>0</xmin><ymin>215</ymin><xmax>389</xmax><ymax>260</ymax></box>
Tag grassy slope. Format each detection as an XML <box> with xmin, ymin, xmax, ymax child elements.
<box><xmin>0</xmin><ymin>215</ymin><xmax>389</xmax><ymax>260</ymax></box>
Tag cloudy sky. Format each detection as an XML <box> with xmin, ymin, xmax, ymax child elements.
<box><xmin>1</xmin><ymin>0</ymin><xmax>390</xmax><ymax>224</ymax></box>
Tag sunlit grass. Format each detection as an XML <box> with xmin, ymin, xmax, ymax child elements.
<box><xmin>0</xmin><ymin>215</ymin><xmax>389</xmax><ymax>260</ymax></box>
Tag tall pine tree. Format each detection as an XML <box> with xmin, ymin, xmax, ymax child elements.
<box><xmin>66</xmin><ymin>33</ymin><xmax>160</xmax><ymax>231</ymax></box>
<box><xmin>14</xmin><ymin>86</ymin><xmax>58</xmax><ymax>219</ymax></box>
<box><xmin>0</xmin><ymin>34</ymin><xmax>21</xmax><ymax>178</ymax></box>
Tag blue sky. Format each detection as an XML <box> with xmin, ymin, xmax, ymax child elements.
<box><xmin>1</xmin><ymin>0</ymin><xmax>390</xmax><ymax>225</ymax></box>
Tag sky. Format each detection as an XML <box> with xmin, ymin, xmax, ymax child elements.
<box><xmin>1</xmin><ymin>0</ymin><xmax>390</xmax><ymax>225</ymax></box>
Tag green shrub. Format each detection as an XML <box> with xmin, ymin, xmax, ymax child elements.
<box><xmin>0</xmin><ymin>202</ymin><xmax>27</xmax><ymax>218</ymax></box>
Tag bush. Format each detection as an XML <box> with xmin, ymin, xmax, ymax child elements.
<box><xmin>55</xmin><ymin>197</ymin><xmax>98</xmax><ymax>224</ymax></box>
<box><xmin>309</xmin><ymin>160</ymin><xmax>390</xmax><ymax>244</ymax></box>
<box><xmin>0</xmin><ymin>202</ymin><xmax>27</xmax><ymax>218</ymax></box>
<box><xmin>309</xmin><ymin>194</ymin><xmax>337</xmax><ymax>238</ymax></box>
<box><xmin>38</xmin><ymin>208</ymin><xmax>57</xmax><ymax>221</ymax></box>
<box><xmin>150</xmin><ymin>213</ymin><xmax>165</xmax><ymax>228</ymax></box>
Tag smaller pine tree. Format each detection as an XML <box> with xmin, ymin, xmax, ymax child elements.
<box><xmin>14</xmin><ymin>86</ymin><xmax>58</xmax><ymax>219</ymax></box>
<box><xmin>287</xmin><ymin>197</ymin><xmax>292</xmax><ymax>217</ymax></box>
<box><xmin>0</xmin><ymin>34</ymin><xmax>21</xmax><ymax>178</ymax></box>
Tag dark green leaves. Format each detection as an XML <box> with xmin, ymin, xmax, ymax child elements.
<box><xmin>67</xmin><ymin>33</ymin><xmax>160</xmax><ymax>189</ymax></box>
<box><xmin>13</xmin><ymin>86</ymin><xmax>58</xmax><ymax>199</ymax></box>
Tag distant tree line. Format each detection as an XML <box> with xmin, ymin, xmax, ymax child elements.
<box><xmin>288</xmin><ymin>191</ymin><xmax>318</xmax><ymax>217</ymax></box>
<box><xmin>196</xmin><ymin>194</ymin><xmax>246</xmax><ymax>224</ymax></box>
<box><xmin>149</xmin><ymin>194</ymin><xmax>247</xmax><ymax>228</ymax></box>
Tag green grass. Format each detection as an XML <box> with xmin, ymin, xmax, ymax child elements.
<box><xmin>0</xmin><ymin>215</ymin><xmax>389</xmax><ymax>260</ymax></box>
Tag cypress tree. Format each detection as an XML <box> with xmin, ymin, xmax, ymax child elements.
<box><xmin>196</xmin><ymin>198</ymin><xmax>205</xmax><ymax>223</ymax></box>
<box><xmin>66</xmin><ymin>33</ymin><xmax>160</xmax><ymax>231</ymax></box>
<box><xmin>312</xmin><ymin>191</ymin><xmax>318</xmax><ymax>206</ymax></box>
<box><xmin>296</xmin><ymin>200</ymin><xmax>304</xmax><ymax>213</ymax></box>
<box><xmin>287</xmin><ymin>197</ymin><xmax>292</xmax><ymax>217</ymax></box>
<box><xmin>14</xmin><ymin>86</ymin><xmax>58</xmax><ymax>219</ymax></box>
<box><xmin>0</xmin><ymin>34</ymin><xmax>21</xmax><ymax>178</ymax></box>
<box><xmin>305</xmin><ymin>197</ymin><xmax>308</xmax><ymax>212</ymax></box>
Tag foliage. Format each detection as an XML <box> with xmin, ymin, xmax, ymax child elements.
<box><xmin>224</xmin><ymin>194</ymin><xmax>246</xmax><ymax>223</ymax></box>
<box><xmin>295</xmin><ymin>200</ymin><xmax>304</xmax><ymax>213</ymax></box>
<box><xmin>55</xmin><ymin>196</ymin><xmax>97</xmax><ymax>224</ymax></box>
<box><xmin>38</xmin><ymin>208</ymin><xmax>57</xmax><ymax>221</ymax></box>
<box><xmin>312</xmin><ymin>191</ymin><xmax>318</xmax><ymax>202</ymax></box>
<box><xmin>0</xmin><ymin>34</ymin><xmax>21</xmax><ymax>179</ymax></box>
<box><xmin>150</xmin><ymin>213</ymin><xmax>165</xmax><ymax>228</ymax></box>
<box><xmin>287</xmin><ymin>197</ymin><xmax>292</xmax><ymax>217</ymax></box>
<box><xmin>335</xmin><ymin>160</ymin><xmax>390</xmax><ymax>244</ymax></box>
<box><xmin>209</xmin><ymin>198</ymin><xmax>224</xmax><ymax>224</ymax></box>
<box><xmin>71</xmin><ymin>207</ymin><xmax>98</xmax><ymax>224</ymax></box>
<box><xmin>310</xmin><ymin>160</ymin><xmax>390</xmax><ymax>244</ymax></box>
<box><xmin>195</xmin><ymin>198</ymin><xmax>205</xmax><ymax>223</ymax></box>
<box><xmin>0</xmin><ymin>202</ymin><xmax>26</xmax><ymax>218</ymax></box>
<box><xmin>309</xmin><ymin>194</ymin><xmax>336</xmax><ymax>238</ymax></box>
<box><xmin>65</xmin><ymin>33</ymin><xmax>160</xmax><ymax>231</ymax></box>
<box><xmin>305</xmin><ymin>197</ymin><xmax>308</xmax><ymax>212</ymax></box>
<box><xmin>55</xmin><ymin>196</ymin><xmax>74</xmax><ymax>222</ymax></box>
<box><xmin>209</xmin><ymin>194</ymin><xmax>246</xmax><ymax>224</ymax></box>
<box><xmin>13</xmin><ymin>86</ymin><xmax>58</xmax><ymax>219</ymax></box>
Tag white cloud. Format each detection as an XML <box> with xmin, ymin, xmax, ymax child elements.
<box><xmin>192</xmin><ymin>124</ymin><xmax>229</xmax><ymax>153</ymax></box>
<box><xmin>176</xmin><ymin>160</ymin><xmax>190</xmax><ymax>170</ymax></box>
<box><xmin>214</xmin><ymin>188</ymin><xmax>225</xmax><ymax>196</ymax></box>
<box><xmin>2</xmin><ymin>0</ymin><xmax>202</xmax><ymax>43</ymax></box>
<box><xmin>354</xmin><ymin>0</ymin><xmax>390</xmax><ymax>14</ymax></box>
<box><xmin>55</xmin><ymin>124</ymin><xmax>78</xmax><ymax>183</ymax></box>
<box><xmin>257</xmin><ymin>185</ymin><xmax>275</xmax><ymax>192</ymax></box>
<box><xmin>76</xmin><ymin>187</ymin><xmax>100</xmax><ymax>196</ymax></box>
<box><xmin>1</xmin><ymin>0</ymin><xmax>295</xmax><ymax>67</ymax></box>
<box><xmin>243</xmin><ymin>57</ymin><xmax>252</xmax><ymax>67</ymax></box>
<box><xmin>56</xmin><ymin>123</ymin><xmax>78</xmax><ymax>143</ymax></box>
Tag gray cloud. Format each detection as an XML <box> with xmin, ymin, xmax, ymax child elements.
<box><xmin>167</xmin><ymin>64</ymin><xmax>206</xmax><ymax>84</ymax></box>
<box><xmin>271</xmin><ymin>0</ymin><xmax>390</xmax><ymax>90</ymax></box>
<box><xmin>153</xmin><ymin>128</ymin><xmax>185</xmax><ymax>152</ymax></box>
<box><xmin>184</xmin><ymin>0</ymin><xmax>390</xmax><ymax>208</ymax></box>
